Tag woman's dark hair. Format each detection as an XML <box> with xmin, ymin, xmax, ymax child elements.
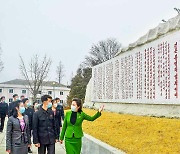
<box><xmin>72</xmin><ymin>98</ymin><xmax>82</xmax><ymax>113</ymax></box>
<box><xmin>0</xmin><ymin>96</ymin><xmax>5</xmax><ymax>101</ymax></box>
<box><xmin>22</xmin><ymin>98</ymin><xmax>28</xmax><ymax>104</ymax></box>
<box><xmin>33</xmin><ymin>101</ymin><xmax>38</xmax><ymax>106</ymax></box>
<box><xmin>20</xmin><ymin>95</ymin><xmax>25</xmax><ymax>99</ymax></box>
<box><xmin>51</xmin><ymin>99</ymin><xmax>56</xmax><ymax>104</ymax></box>
<box><xmin>12</xmin><ymin>100</ymin><xmax>23</xmax><ymax>118</ymax></box>
<box><xmin>55</xmin><ymin>97</ymin><xmax>60</xmax><ymax>101</ymax></box>
<box><xmin>33</xmin><ymin>101</ymin><xmax>37</xmax><ymax>109</ymax></box>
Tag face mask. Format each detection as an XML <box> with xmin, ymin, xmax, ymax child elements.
<box><xmin>27</xmin><ymin>102</ymin><xmax>31</xmax><ymax>107</ymax></box>
<box><xmin>54</xmin><ymin>104</ymin><xmax>57</xmax><ymax>108</ymax></box>
<box><xmin>57</xmin><ymin>102</ymin><xmax>60</xmax><ymax>105</ymax></box>
<box><xmin>71</xmin><ymin>105</ymin><xmax>77</xmax><ymax>112</ymax></box>
<box><xmin>19</xmin><ymin>107</ymin><xmax>25</xmax><ymax>114</ymax></box>
<box><xmin>47</xmin><ymin>102</ymin><xmax>52</xmax><ymax>108</ymax></box>
<box><xmin>34</xmin><ymin>104</ymin><xmax>38</xmax><ymax>109</ymax></box>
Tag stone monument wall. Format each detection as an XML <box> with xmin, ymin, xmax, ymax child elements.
<box><xmin>84</xmin><ymin>15</ymin><xmax>180</xmax><ymax>117</ymax></box>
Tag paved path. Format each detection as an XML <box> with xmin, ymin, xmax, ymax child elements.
<box><xmin>0</xmin><ymin>118</ymin><xmax>66</xmax><ymax>154</ymax></box>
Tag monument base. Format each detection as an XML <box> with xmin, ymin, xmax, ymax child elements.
<box><xmin>83</xmin><ymin>102</ymin><xmax>180</xmax><ymax>118</ymax></box>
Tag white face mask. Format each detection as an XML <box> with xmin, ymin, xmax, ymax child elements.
<box><xmin>54</xmin><ymin>104</ymin><xmax>57</xmax><ymax>108</ymax></box>
<box><xmin>34</xmin><ymin>104</ymin><xmax>39</xmax><ymax>109</ymax></box>
<box><xmin>27</xmin><ymin>102</ymin><xmax>31</xmax><ymax>107</ymax></box>
<box><xmin>47</xmin><ymin>102</ymin><xmax>52</xmax><ymax>108</ymax></box>
<box><xmin>71</xmin><ymin>105</ymin><xmax>77</xmax><ymax>112</ymax></box>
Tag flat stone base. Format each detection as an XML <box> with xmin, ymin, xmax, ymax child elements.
<box><xmin>82</xmin><ymin>134</ymin><xmax>125</xmax><ymax>154</ymax></box>
<box><xmin>83</xmin><ymin>102</ymin><xmax>180</xmax><ymax>118</ymax></box>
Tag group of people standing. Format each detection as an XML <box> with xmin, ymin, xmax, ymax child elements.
<box><xmin>1</xmin><ymin>93</ymin><xmax>104</xmax><ymax>154</ymax></box>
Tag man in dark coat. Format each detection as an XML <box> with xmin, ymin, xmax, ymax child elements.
<box><xmin>33</xmin><ymin>95</ymin><xmax>58</xmax><ymax>154</ymax></box>
<box><xmin>8</xmin><ymin>94</ymin><xmax>18</xmax><ymax>117</ymax></box>
<box><xmin>0</xmin><ymin>96</ymin><xmax>8</xmax><ymax>132</ymax></box>
<box><xmin>55</xmin><ymin>97</ymin><xmax>64</xmax><ymax>124</ymax></box>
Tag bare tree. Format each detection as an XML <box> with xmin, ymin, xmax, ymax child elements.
<box><xmin>56</xmin><ymin>61</ymin><xmax>65</xmax><ymax>84</ymax></box>
<box><xmin>84</xmin><ymin>38</ymin><xmax>121</xmax><ymax>67</ymax></box>
<box><xmin>0</xmin><ymin>47</ymin><xmax>4</xmax><ymax>72</ymax></box>
<box><xmin>19</xmin><ymin>54</ymin><xmax>52</xmax><ymax>101</ymax></box>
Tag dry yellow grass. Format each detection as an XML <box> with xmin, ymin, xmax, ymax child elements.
<box><xmin>79</xmin><ymin>108</ymin><xmax>180</xmax><ymax>154</ymax></box>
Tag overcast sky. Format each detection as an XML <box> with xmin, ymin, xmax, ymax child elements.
<box><xmin>0</xmin><ymin>0</ymin><xmax>180</xmax><ymax>85</ymax></box>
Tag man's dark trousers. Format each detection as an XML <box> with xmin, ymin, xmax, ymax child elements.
<box><xmin>38</xmin><ymin>144</ymin><xmax>55</xmax><ymax>154</ymax></box>
<box><xmin>0</xmin><ymin>114</ymin><xmax>5</xmax><ymax>132</ymax></box>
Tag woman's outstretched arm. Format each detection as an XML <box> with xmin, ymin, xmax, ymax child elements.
<box><xmin>83</xmin><ymin>105</ymin><xmax>104</xmax><ymax>121</ymax></box>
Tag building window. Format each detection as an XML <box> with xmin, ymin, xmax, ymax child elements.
<box><xmin>22</xmin><ymin>90</ymin><xmax>26</xmax><ymax>94</ymax></box>
<box><xmin>38</xmin><ymin>91</ymin><xmax>42</xmax><ymax>94</ymax></box>
<box><xmin>0</xmin><ymin>89</ymin><xmax>2</xmax><ymax>93</ymax></box>
<box><xmin>9</xmin><ymin>98</ymin><xmax>13</xmax><ymax>102</ymax></box>
<box><xmin>48</xmin><ymin>91</ymin><xmax>52</xmax><ymax>95</ymax></box>
<box><xmin>9</xmin><ymin>89</ymin><xmax>14</xmax><ymax>93</ymax></box>
<box><xmin>60</xmin><ymin>91</ymin><xmax>63</xmax><ymax>95</ymax></box>
<box><xmin>60</xmin><ymin>100</ymin><xmax>63</xmax><ymax>103</ymax></box>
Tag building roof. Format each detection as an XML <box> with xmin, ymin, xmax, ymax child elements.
<box><xmin>115</xmin><ymin>14</ymin><xmax>180</xmax><ymax>56</ymax></box>
<box><xmin>0</xmin><ymin>79</ymin><xmax>68</xmax><ymax>88</ymax></box>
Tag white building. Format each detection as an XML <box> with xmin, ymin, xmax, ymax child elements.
<box><xmin>0</xmin><ymin>79</ymin><xmax>71</xmax><ymax>104</ymax></box>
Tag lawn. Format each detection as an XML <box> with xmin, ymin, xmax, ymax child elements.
<box><xmin>80</xmin><ymin>108</ymin><xmax>180</xmax><ymax>154</ymax></box>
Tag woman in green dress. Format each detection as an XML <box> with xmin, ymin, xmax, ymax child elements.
<box><xmin>60</xmin><ymin>98</ymin><xmax>104</xmax><ymax>154</ymax></box>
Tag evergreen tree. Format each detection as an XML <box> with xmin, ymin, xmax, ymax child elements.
<box><xmin>67</xmin><ymin>67</ymin><xmax>92</xmax><ymax>106</ymax></box>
